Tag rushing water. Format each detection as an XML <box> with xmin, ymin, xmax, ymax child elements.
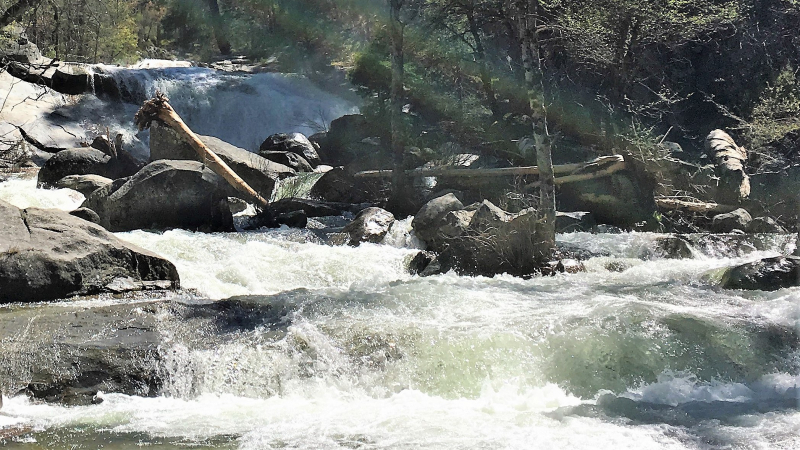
<box><xmin>1</xmin><ymin>178</ymin><xmax>799</xmax><ymax>449</ymax></box>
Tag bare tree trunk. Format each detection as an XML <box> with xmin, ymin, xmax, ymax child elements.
<box><xmin>207</xmin><ymin>0</ymin><xmax>231</xmax><ymax>56</ymax></box>
<box><xmin>518</xmin><ymin>0</ymin><xmax>555</xmax><ymax>264</ymax></box>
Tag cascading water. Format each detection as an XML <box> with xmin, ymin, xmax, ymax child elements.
<box><xmin>60</xmin><ymin>60</ymin><xmax>358</xmax><ymax>160</ymax></box>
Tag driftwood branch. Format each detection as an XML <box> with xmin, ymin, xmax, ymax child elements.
<box><xmin>134</xmin><ymin>92</ymin><xmax>269</xmax><ymax>208</ymax></box>
<box><xmin>354</xmin><ymin>155</ymin><xmax>625</xmax><ymax>182</ymax></box>
<box><xmin>655</xmin><ymin>198</ymin><xmax>740</xmax><ymax>214</ymax></box>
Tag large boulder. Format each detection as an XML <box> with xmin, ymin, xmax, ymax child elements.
<box><xmin>53</xmin><ymin>174</ymin><xmax>112</xmax><ymax>197</ymax></box>
<box><xmin>259</xmin><ymin>133</ymin><xmax>321</xmax><ymax>167</ymax></box>
<box><xmin>0</xmin><ymin>199</ymin><xmax>179</xmax><ymax>303</ymax></box>
<box><xmin>149</xmin><ymin>122</ymin><xmax>295</xmax><ymax>200</ymax></box>
<box><xmin>556</xmin><ymin>165</ymin><xmax>657</xmax><ymax>229</ymax></box>
<box><xmin>37</xmin><ymin>148</ymin><xmax>140</xmax><ymax>188</ymax></box>
<box><xmin>718</xmin><ymin>256</ymin><xmax>800</xmax><ymax>291</ymax></box>
<box><xmin>413</xmin><ymin>196</ymin><xmax>548</xmax><ymax>276</ymax></box>
<box><xmin>341</xmin><ymin>207</ymin><xmax>395</xmax><ymax>245</ymax></box>
<box><xmin>411</xmin><ymin>193</ymin><xmax>464</xmax><ymax>243</ymax></box>
<box><xmin>308</xmin><ymin>167</ymin><xmax>375</xmax><ymax>204</ymax></box>
<box><xmin>711</xmin><ymin>208</ymin><xmax>752</xmax><ymax>233</ymax></box>
<box><xmin>82</xmin><ymin>160</ymin><xmax>234</xmax><ymax>232</ymax></box>
<box><xmin>269</xmin><ymin>198</ymin><xmax>369</xmax><ymax>218</ymax></box>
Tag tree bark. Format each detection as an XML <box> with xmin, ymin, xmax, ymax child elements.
<box><xmin>517</xmin><ymin>0</ymin><xmax>555</xmax><ymax>263</ymax></box>
<box><xmin>207</xmin><ymin>0</ymin><xmax>232</xmax><ymax>56</ymax></box>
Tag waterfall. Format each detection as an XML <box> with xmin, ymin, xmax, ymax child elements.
<box><xmin>58</xmin><ymin>60</ymin><xmax>358</xmax><ymax>160</ymax></box>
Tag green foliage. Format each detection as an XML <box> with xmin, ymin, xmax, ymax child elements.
<box><xmin>749</xmin><ymin>65</ymin><xmax>800</xmax><ymax>147</ymax></box>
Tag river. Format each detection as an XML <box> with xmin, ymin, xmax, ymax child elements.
<box><xmin>0</xmin><ymin>175</ymin><xmax>798</xmax><ymax>449</ymax></box>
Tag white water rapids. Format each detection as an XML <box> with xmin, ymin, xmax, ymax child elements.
<box><xmin>1</xmin><ymin>175</ymin><xmax>798</xmax><ymax>449</ymax></box>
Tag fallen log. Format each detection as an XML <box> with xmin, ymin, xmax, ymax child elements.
<box><xmin>354</xmin><ymin>154</ymin><xmax>625</xmax><ymax>182</ymax></box>
<box><xmin>655</xmin><ymin>198</ymin><xmax>740</xmax><ymax>215</ymax></box>
<box><xmin>134</xmin><ymin>92</ymin><xmax>269</xmax><ymax>208</ymax></box>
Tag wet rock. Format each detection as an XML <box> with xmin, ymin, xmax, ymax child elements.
<box><xmin>259</xmin><ymin>133</ymin><xmax>321</xmax><ymax>167</ymax></box>
<box><xmin>652</xmin><ymin>236</ymin><xmax>694</xmax><ymax>259</ymax></box>
<box><xmin>150</xmin><ymin>122</ymin><xmax>295</xmax><ymax>200</ymax></box>
<box><xmin>747</xmin><ymin>217</ymin><xmax>787</xmax><ymax>234</ymax></box>
<box><xmin>556</xmin><ymin>211</ymin><xmax>596</xmax><ymax>233</ymax></box>
<box><xmin>342</xmin><ymin>207</ymin><xmax>395</xmax><ymax>245</ymax></box>
<box><xmin>0</xmin><ymin>199</ymin><xmax>179</xmax><ymax>303</ymax></box>
<box><xmin>82</xmin><ymin>160</ymin><xmax>234</xmax><ymax>232</ymax></box>
<box><xmin>711</xmin><ymin>208</ymin><xmax>752</xmax><ymax>233</ymax></box>
<box><xmin>407</xmin><ymin>251</ymin><xmax>435</xmax><ymax>275</ymax></box>
<box><xmin>53</xmin><ymin>174</ymin><xmax>112</xmax><ymax>197</ymax></box>
<box><xmin>259</xmin><ymin>150</ymin><xmax>314</xmax><ymax>172</ymax></box>
<box><xmin>719</xmin><ymin>256</ymin><xmax>800</xmax><ymax>291</ymax></box>
<box><xmin>37</xmin><ymin>148</ymin><xmax>139</xmax><ymax>188</ymax></box>
<box><xmin>411</xmin><ymin>193</ymin><xmax>464</xmax><ymax>243</ymax></box>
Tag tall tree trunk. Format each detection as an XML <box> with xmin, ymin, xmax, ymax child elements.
<box><xmin>207</xmin><ymin>0</ymin><xmax>231</xmax><ymax>56</ymax></box>
<box><xmin>518</xmin><ymin>0</ymin><xmax>555</xmax><ymax>264</ymax></box>
<box><xmin>0</xmin><ymin>0</ymin><xmax>42</xmax><ymax>28</ymax></box>
<box><xmin>387</xmin><ymin>0</ymin><xmax>412</xmax><ymax>214</ymax></box>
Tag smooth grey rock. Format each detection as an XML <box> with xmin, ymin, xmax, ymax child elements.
<box><xmin>68</xmin><ymin>207</ymin><xmax>100</xmax><ymax>224</ymax></box>
<box><xmin>308</xmin><ymin>167</ymin><xmax>373</xmax><ymax>204</ymax></box>
<box><xmin>411</xmin><ymin>193</ymin><xmax>464</xmax><ymax>243</ymax></box>
<box><xmin>82</xmin><ymin>160</ymin><xmax>234</xmax><ymax>232</ymax></box>
<box><xmin>342</xmin><ymin>207</ymin><xmax>395</xmax><ymax>245</ymax></box>
<box><xmin>0</xmin><ymin>199</ymin><xmax>179</xmax><ymax>303</ymax></box>
<box><xmin>53</xmin><ymin>174</ymin><xmax>112</xmax><ymax>197</ymax></box>
<box><xmin>711</xmin><ymin>208</ymin><xmax>752</xmax><ymax>233</ymax></box>
<box><xmin>37</xmin><ymin>148</ymin><xmax>139</xmax><ymax>187</ymax></box>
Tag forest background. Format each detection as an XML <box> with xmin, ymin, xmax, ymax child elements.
<box><xmin>2</xmin><ymin>0</ymin><xmax>800</xmax><ymax>178</ymax></box>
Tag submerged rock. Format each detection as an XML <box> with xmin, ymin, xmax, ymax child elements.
<box><xmin>82</xmin><ymin>160</ymin><xmax>234</xmax><ymax>232</ymax></box>
<box><xmin>718</xmin><ymin>256</ymin><xmax>800</xmax><ymax>291</ymax></box>
<box><xmin>0</xmin><ymin>199</ymin><xmax>179</xmax><ymax>303</ymax></box>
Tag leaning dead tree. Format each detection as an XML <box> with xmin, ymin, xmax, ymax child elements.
<box><xmin>134</xmin><ymin>92</ymin><xmax>269</xmax><ymax>208</ymax></box>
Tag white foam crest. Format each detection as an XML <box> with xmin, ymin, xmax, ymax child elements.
<box><xmin>619</xmin><ymin>370</ymin><xmax>800</xmax><ymax>406</ymax></box>
<box><xmin>0</xmin><ymin>385</ymin><xmax>691</xmax><ymax>450</ymax></box>
<box><xmin>116</xmin><ymin>229</ymin><xmax>416</xmax><ymax>299</ymax></box>
<box><xmin>0</xmin><ymin>177</ymin><xmax>83</xmax><ymax>211</ymax></box>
